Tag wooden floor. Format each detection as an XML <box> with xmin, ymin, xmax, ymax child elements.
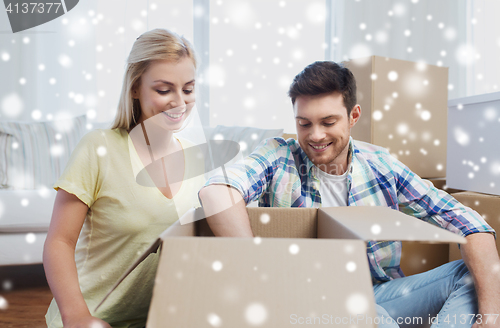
<box><xmin>0</xmin><ymin>264</ymin><xmax>53</xmax><ymax>328</ymax></box>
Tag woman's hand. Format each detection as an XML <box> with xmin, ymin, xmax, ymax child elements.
<box><xmin>64</xmin><ymin>315</ymin><xmax>112</xmax><ymax>328</ymax></box>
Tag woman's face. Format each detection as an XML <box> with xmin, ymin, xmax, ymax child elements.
<box><xmin>133</xmin><ymin>57</ymin><xmax>196</xmax><ymax>130</ymax></box>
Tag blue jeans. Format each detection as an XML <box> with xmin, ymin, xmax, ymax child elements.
<box><xmin>373</xmin><ymin>260</ymin><xmax>478</xmax><ymax>328</ymax></box>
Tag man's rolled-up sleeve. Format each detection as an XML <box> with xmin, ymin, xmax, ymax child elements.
<box><xmin>391</xmin><ymin>156</ymin><xmax>495</xmax><ymax>238</ymax></box>
<box><xmin>203</xmin><ymin>138</ymin><xmax>284</xmax><ymax>205</ymax></box>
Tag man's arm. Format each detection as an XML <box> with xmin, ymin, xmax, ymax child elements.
<box><xmin>199</xmin><ymin>185</ymin><xmax>254</xmax><ymax>237</ymax></box>
<box><xmin>387</xmin><ymin>150</ymin><xmax>499</xmax><ymax>324</ymax></box>
<box><xmin>198</xmin><ymin>137</ymin><xmax>287</xmax><ymax>237</ymax></box>
<box><xmin>460</xmin><ymin>233</ymin><xmax>500</xmax><ymax>327</ymax></box>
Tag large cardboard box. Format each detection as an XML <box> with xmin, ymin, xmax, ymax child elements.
<box><xmin>449</xmin><ymin>192</ymin><xmax>500</xmax><ymax>262</ymax></box>
<box><xmin>100</xmin><ymin>206</ymin><xmax>465</xmax><ymax>327</ymax></box>
<box><xmin>346</xmin><ymin>56</ymin><xmax>449</xmax><ymax>179</ymax></box>
<box><xmin>447</xmin><ymin>92</ymin><xmax>500</xmax><ymax>196</ymax></box>
<box><xmin>427</xmin><ymin>178</ymin><xmax>464</xmax><ymax>195</ymax></box>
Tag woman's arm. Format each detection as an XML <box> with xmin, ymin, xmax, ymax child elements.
<box><xmin>43</xmin><ymin>189</ymin><xmax>111</xmax><ymax>328</ymax></box>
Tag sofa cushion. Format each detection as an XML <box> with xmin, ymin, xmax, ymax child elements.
<box><xmin>0</xmin><ymin>189</ymin><xmax>56</xmax><ymax>232</ymax></box>
<box><xmin>0</xmin><ymin>115</ymin><xmax>87</xmax><ymax>189</ymax></box>
<box><xmin>0</xmin><ymin>232</ymin><xmax>47</xmax><ymax>265</ymax></box>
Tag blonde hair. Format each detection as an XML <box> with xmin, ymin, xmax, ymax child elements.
<box><xmin>111</xmin><ymin>28</ymin><xmax>197</xmax><ymax>130</ymax></box>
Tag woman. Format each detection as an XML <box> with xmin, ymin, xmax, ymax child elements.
<box><xmin>43</xmin><ymin>29</ymin><xmax>205</xmax><ymax>328</ymax></box>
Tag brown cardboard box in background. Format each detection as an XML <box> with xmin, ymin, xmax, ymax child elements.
<box><xmin>346</xmin><ymin>56</ymin><xmax>449</xmax><ymax>179</ymax></box>
<box><xmin>449</xmin><ymin>192</ymin><xmax>500</xmax><ymax>262</ymax></box>
<box><xmin>427</xmin><ymin>178</ymin><xmax>464</xmax><ymax>195</ymax></box>
<box><xmin>99</xmin><ymin>206</ymin><xmax>465</xmax><ymax>327</ymax></box>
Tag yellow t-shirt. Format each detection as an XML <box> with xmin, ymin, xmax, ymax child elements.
<box><xmin>46</xmin><ymin>128</ymin><xmax>205</xmax><ymax>328</ymax></box>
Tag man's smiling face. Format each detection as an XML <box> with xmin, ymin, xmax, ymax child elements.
<box><xmin>294</xmin><ymin>92</ymin><xmax>360</xmax><ymax>175</ymax></box>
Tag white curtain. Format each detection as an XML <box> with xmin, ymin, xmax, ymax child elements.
<box><xmin>468</xmin><ymin>0</ymin><xmax>500</xmax><ymax>96</ymax></box>
<box><xmin>2</xmin><ymin>0</ymin><xmax>499</xmax><ymax>125</ymax></box>
<box><xmin>327</xmin><ymin>0</ymin><xmax>499</xmax><ymax>100</ymax></box>
<box><xmin>204</xmin><ymin>0</ymin><xmax>327</xmax><ymax>132</ymax></box>
<box><xmin>0</xmin><ymin>0</ymin><xmax>194</xmax><ymax>124</ymax></box>
<box><xmin>0</xmin><ymin>0</ymin><xmax>98</xmax><ymax>122</ymax></box>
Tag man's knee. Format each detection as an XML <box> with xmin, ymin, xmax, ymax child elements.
<box><xmin>375</xmin><ymin>304</ymin><xmax>400</xmax><ymax>328</ymax></box>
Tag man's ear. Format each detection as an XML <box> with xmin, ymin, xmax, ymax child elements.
<box><xmin>349</xmin><ymin>105</ymin><xmax>361</xmax><ymax>128</ymax></box>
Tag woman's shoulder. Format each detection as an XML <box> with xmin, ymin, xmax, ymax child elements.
<box><xmin>79</xmin><ymin>128</ymin><xmax>128</xmax><ymax>145</ymax></box>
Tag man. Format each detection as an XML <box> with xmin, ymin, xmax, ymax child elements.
<box><xmin>199</xmin><ymin>61</ymin><xmax>500</xmax><ymax>327</ymax></box>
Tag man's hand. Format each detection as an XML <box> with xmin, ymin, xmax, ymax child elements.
<box><xmin>472</xmin><ymin>311</ymin><xmax>500</xmax><ymax>327</ymax></box>
<box><xmin>461</xmin><ymin>233</ymin><xmax>500</xmax><ymax>327</ymax></box>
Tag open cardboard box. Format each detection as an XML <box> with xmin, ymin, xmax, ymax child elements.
<box><xmin>98</xmin><ymin>206</ymin><xmax>465</xmax><ymax>327</ymax></box>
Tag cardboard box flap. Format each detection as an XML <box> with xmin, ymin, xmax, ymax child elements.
<box><xmin>318</xmin><ymin>206</ymin><xmax>466</xmax><ymax>244</ymax></box>
<box><xmin>95</xmin><ymin>236</ymin><xmax>163</xmax><ymax>311</ymax></box>
<box><xmin>177</xmin><ymin>206</ymin><xmax>207</xmax><ymax>225</ymax></box>
<box><xmin>317</xmin><ymin>209</ymin><xmax>365</xmax><ymax>240</ymax></box>
<box><xmin>148</xmin><ymin>237</ymin><xmax>377</xmax><ymax>327</ymax></box>
<box><xmin>160</xmin><ymin>212</ymin><xmax>197</xmax><ymax>239</ymax></box>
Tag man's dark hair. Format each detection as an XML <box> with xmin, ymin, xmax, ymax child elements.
<box><xmin>288</xmin><ymin>61</ymin><xmax>357</xmax><ymax>116</ymax></box>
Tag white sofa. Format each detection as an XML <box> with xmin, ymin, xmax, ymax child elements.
<box><xmin>0</xmin><ymin>115</ymin><xmax>88</xmax><ymax>266</ymax></box>
<box><xmin>0</xmin><ymin>189</ymin><xmax>56</xmax><ymax>265</ymax></box>
<box><xmin>0</xmin><ymin>117</ymin><xmax>283</xmax><ymax>266</ymax></box>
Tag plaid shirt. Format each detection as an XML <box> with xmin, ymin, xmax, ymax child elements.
<box><xmin>206</xmin><ymin>137</ymin><xmax>495</xmax><ymax>283</ymax></box>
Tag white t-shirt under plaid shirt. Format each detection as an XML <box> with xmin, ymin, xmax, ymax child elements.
<box><xmin>204</xmin><ymin>136</ymin><xmax>495</xmax><ymax>283</ymax></box>
<box><xmin>314</xmin><ymin>163</ymin><xmax>350</xmax><ymax>207</ymax></box>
